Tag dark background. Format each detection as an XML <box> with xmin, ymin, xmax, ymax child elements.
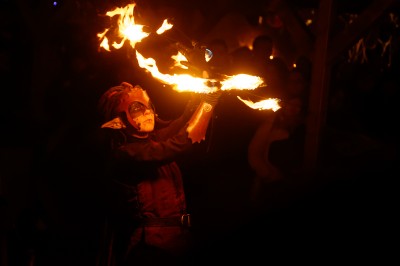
<box><xmin>1</xmin><ymin>0</ymin><xmax>398</xmax><ymax>265</ymax></box>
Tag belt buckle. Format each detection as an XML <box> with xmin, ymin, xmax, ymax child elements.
<box><xmin>180</xmin><ymin>214</ymin><xmax>191</xmax><ymax>227</ymax></box>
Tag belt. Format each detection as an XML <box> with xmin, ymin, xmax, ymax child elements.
<box><xmin>140</xmin><ymin>214</ymin><xmax>191</xmax><ymax>228</ymax></box>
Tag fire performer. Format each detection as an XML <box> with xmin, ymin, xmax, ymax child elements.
<box><xmin>97</xmin><ymin>81</ymin><xmax>221</xmax><ymax>265</ymax></box>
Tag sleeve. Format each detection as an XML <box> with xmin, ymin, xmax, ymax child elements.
<box><xmin>111</xmin><ymin>94</ymin><xmax>201</xmax><ymax>163</ymax></box>
<box><xmin>156</xmin><ymin>94</ymin><xmax>201</xmax><ymax>140</ymax></box>
<box><xmin>116</xmin><ymin>130</ymin><xmax>193</xmax><ymax>163</ymax></box>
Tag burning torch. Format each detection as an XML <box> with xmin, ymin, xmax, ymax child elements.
<box><xmin>97</xmin><ymin>1</ymin><xmax>281</xmax><ymax>142</ymax></box>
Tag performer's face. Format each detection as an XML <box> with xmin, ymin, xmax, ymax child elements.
<box><xmin>129</xmin><ymin>102</ymin><xmax>155</xmax><ymax>132</ymax></box>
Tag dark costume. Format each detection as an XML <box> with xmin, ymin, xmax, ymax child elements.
<box><xmin>97</xmin><ymin>82</ymin><xmax>219</xmax><ymax>265</ymax></box>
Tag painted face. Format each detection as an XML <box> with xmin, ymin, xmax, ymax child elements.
<box><xmin>129</xmin><ymin>102</ymin><xmax>155</xmax><ymax>132</ymax></box>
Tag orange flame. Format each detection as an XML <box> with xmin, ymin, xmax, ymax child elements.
<box><xmin>97</xmin><ymin>3</ymin><xmax>172</xmax><ymax>51</ymax></box>
<box><xmin>136</xmin><ymin>51</ymin><xmax>218</xmax><ymax>93</ymax></box>
<box><xmin>97</xmin><ymin>1</ymin><xmax>281</xmax><ymax>111</ymax></box>
<box><xmin>171</xmin><ymin>52</ymin><xmax>189</xmax><ymax>69</ymax></box>
<box><xmin>237</xmin><ymin>96</ymin><xmax>281</xmax><ymax>111</ymax></box>
<box><xmin>220</xmin><ymin>74</ymin><xmax>264</xmax><ymax>91</ymax></box>
<box><xmin>156</xmin><ymin>19</ymin><xmax>173</xmax><ymax>34</ymax></box>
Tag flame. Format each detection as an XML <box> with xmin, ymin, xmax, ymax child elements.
<box><xmin>105</xmin><ymin>3</ymin><xmax>149</xmax><ymax>49</ymax></box>
<box><xmin>97</xmin><ymin>1</ymin><xmax>281</xmax><ymax>111</ymax></box>
<box><xmin>136</xmin><ymin>51</ymin><xmax>267</xmax><ymax>94</ymax></box>
<box><xmin>220</xmin><ymin>74</ymin><xmax>264</xmax><ymax>91</ymax></box>
<box><xmin>136</xmin><ymin>51</ymin><xmax>218</xmax><ymax>93</ymax></box>
<box><xmin>156</xmin><ymin>19</ymin><xmax>173</xmax><ymax>34</ymax></box>
<box><xmin>97</xmin><ymin>3</ymin><xmax>171</xmax><ymax>52</ymax></box>
<box><xmin>237</xmin><ymin>96</ymin><xmax>281</xmax><ymax>111</ymax></box>
<box><xmin>171</xmin><ymin>52</ymin><xmax>189</xmax><ymax>69</ymax></box>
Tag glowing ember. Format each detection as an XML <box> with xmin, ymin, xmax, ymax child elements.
<box><xmin>97</xmin><ymin>1</ymin><xmax>281</xmax><ymax>111</ymax></box>
<box><xmin>237</xmin><ymin>96</ymin><xmax>281</xmax><ymax>111</ymax></box>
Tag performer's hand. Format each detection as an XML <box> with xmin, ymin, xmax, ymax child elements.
<box><xmin>186</xmin><ymin>92</ymin><xmax>201</xmax><ymax>111</ymax></box>
<box><xmin>201</xmin><ymin>90</ymin><xmax>222</xmax><ymax>106</ymax></box>
<box><xmin>189</xmin><ymin>92</ymin><xmax>202</xmax><ymax>103</ymax></box>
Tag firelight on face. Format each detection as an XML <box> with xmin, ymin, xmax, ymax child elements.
<box><xmin>129</xmin><ymin>102</ymin><xmax>154</xmax><ymax>119</ymax></box>
<box><xmin>132</xmin><ymin>109</ymin><xmax>155</xmax><ymax>132</ymax></box>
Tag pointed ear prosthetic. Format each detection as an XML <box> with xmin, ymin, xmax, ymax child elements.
<box><xmin>101</xmin><ymin>117</ymin><xmax>127</xmax><ymax>129</ymax></box>
<box><xmin>98</xmin><ymin>82</ymin><xmax>152</xmax><ymax>131</ymax></box>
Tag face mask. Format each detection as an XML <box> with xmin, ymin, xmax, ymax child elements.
<box><xmin>129</xmin><ymin>102</ymin><xmax>154</xmax><ymax>119</ymax></box>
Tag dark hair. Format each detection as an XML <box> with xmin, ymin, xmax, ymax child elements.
<box><xmin>97</xmin><ymin>85</ymin><xmax>125</xmax><ymax>122</ymax></box>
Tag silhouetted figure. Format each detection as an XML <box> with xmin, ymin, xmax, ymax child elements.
<box><xmin>247</xmin><ymin>68</ymin><xmax>310</xmax><ymax>211</ymax></box>
<box><xmin>229</xmin><ymin>46</ymin><xmax>254</xmax><ymax>75</ymax></box>
<box><xmin>206</xmin><ymin>38</ymin><xmax>233</xmax><ymax>76</ymax></box>
<box><xmin>250</xmin><ymin>34</ymin><xmax>289</xmax><ymax>99</ymax></box>
<box><xmin>251</xmin><ymin>34</ymin><xmax>274</xmax><ymax>76</ymax></box>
